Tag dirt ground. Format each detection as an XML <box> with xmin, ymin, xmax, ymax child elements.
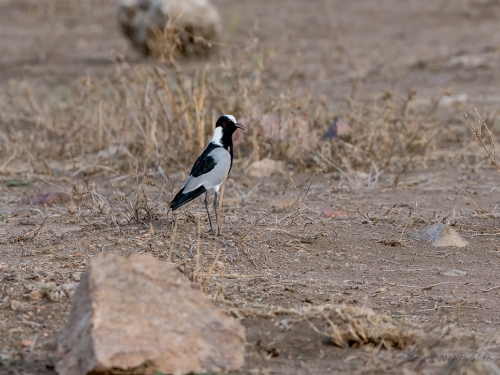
<box><xmin>1</xmin><ymin>0</ymin><xmax>500</xmax><ymax>374</ymax></box>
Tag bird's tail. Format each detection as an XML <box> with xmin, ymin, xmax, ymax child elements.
<box><xmin>169</xmin><ymin>185</ymin><xmax>207</xmax><ymax>211</ymax></box>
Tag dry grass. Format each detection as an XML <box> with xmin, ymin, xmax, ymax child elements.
<box><xmin>317</xmin><ymin>91</ymin><xmax>440</xmax><ymax>188</ymax></box>
<box><xmin>465</xmin><ymin>108</ymin><xmax>500</xmax><ymax>174</ymax></box>
<box><xmin>0</xmin><ymin>40</ymin><xmax>466</xmax><ymax>185</ymax></box>
<box><xmin>230</xmin><ymin>303</ymin><xmax>426</xmax><ymax>349</ymax></box>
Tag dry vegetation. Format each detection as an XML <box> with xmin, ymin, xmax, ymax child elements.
<box><xmin>0</xmin><ymin>36</ymin><xmax>471</xmax><ymax>181</ymax></box>
<box><xmin>2</xmin><ymin>0</ymin><xmax>500</xmax><ymax>374</ymax></box>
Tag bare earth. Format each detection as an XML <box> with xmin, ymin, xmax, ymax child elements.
<box><xmin>1</xmin><ymin>1</ymin><xmax>500</xmax><ymax>374</ymax></box>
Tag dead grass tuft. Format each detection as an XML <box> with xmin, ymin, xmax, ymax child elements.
<box><xmin>229</xmin><ymin>303</ymin><xmax>422</xmax><ymax>349</ymax></box>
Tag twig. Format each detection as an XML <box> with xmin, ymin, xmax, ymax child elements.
<box><xmin>203</xmin><ymin>247</ymin><xmax>223</xmax><ymax>291</ymax></box>
<box><xmin>167</xmin><ymin>218</ymin><xmax>178</xmax><ymax>262</ymax></box>
<box><xmin>194</xmin><ymin>217</ymin><xmax>201</xmax><ymax>282</ymax></box>
<box><xmin>481</xmin><ymin>286</ymin><xmax>500</xmax><ymax>292</ymax></box>
<box><xmin>26</xmin><ymin>216</ymin><xmax>48</xmax><ymax>241</ymax></box>
<box><xmin>196</xmin><ymin>273</ymin><xmax>262</xmax><ymax>278</ymax></box>
<box><xmin>317</xmin><ymin>152</ymin><xmax>350</xmax><ymax>179</ymax></box>
<box><xmin>422</xmin><ymin>281</ymin><xmax>469</xmax><ymax>291</ymax></box>
<box><xmin>16</xmin><ymin>309</ymin><xmax>42</xmax><ymax>327</ymax></box>
<box><xmin>110</xmin><ymin>216</ymin><xmax>122</xmax><ymax>235</ymax></box>
<box><xmin>417</xmin><ymin>306</ymin><xmax>454</xmax><ymax>312</ymax></box>
<box><xmin>43</xmin><ymin>180</ymin><xmax>71</xmax><ymax>194</ymax></box>
<box><xmin>172</xmin><ymin>251</ymin><xmax>184</xmax><ymax>259</ymax></box>
<box><xmin>463</xmin><ymin>189</ymin><xmax>488</xmax><ymax>213</ymax></box>
<box><xmin>101</xmin><ymin>244</ymin><xmax>112</xmax><ymax>254</ymax></box>
<box><xmin>465</xmin><ymin>110</ymin><xmax>500</xmax><ymax>173</ymax></box>
<box><xmin>243</xmin><ymin>248</ymin><xmax>258</xmax><ymax>268</ymax></box>
<box><xmin>0</xmin><ymin>146</ymin><xmax>18</xmax><ymax>172</ymax></box>
<box><xmin>27</xmin><ymin>333</ymin><xmax>38</xmax><ymax>362</ymax></box>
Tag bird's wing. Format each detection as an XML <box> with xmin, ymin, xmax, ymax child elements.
<box><xmin>182</xmin><ymin>147</ymin><xmax>231</xmax><ymax>193</ymax></box>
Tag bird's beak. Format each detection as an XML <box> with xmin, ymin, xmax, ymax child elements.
<box><xmin>235</xmin><ymin>123</ymin><xmax>246</xmax><ymax>130</ymax></box>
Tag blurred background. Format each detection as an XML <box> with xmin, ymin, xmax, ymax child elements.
<box><xmin>0</xmin><ymin>0</ymin><xmax>499</xmax><ymax>176</ymax></box>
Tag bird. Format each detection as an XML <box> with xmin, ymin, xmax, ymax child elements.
<box><xmin>169</xmin><ymin>114</ymin><xmax>245</xmax><ymax>235</ymax></box>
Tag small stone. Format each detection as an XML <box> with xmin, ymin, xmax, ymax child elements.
<box><xmin>319</xmin><ymin>210</ymin><xmax>347</xmax><ymax>219</ymax></box>
<box><xmin>10</xmin><ymin>300</ymin><xmax>23</xmax><ymax>311</ymax></box>
<box><xmin>59</xmin><ymin>283</ymin><xmax>79</xmax><ymax>299</ymax></box>
<box><xmin>72</xmin><ymin>272</ymin><xmax>82</xmax><ymax>282</ymax></box>
<box><xmin>96</xmin><ymin>145</ymin><xmax>132</xmax><ymax>159</ymax></box>
<box><xmin>438</xmin><ymin>93</ymin><xmax>468</xmax><ymax>107</ymax></box>
<box><xmin>440</xmin><ymin>270</ymin><xmax>467</xmax><ymax>277</ymax></box>
<box><xmin>56</xmin><ymin>254</ymin><xmax>245</xmax><ymax>375</ymax></box>
<box><xmin>20</xmin><ymin>339</ymin><xmax>33</xmax><ymax>347</ymax></box>
<box><xmin>446</xmin><ymin>55</ymin><xmax>487</xmax><ymax>69</ymax></box>
<box><xmin>412</xmin><ymin>223</ymin><xmax>468</xmax><ymax>247</ymax></box>
<box><xmin>268</xmin><ymin>198</ymin><xmax>296</xmax><ymax>207</ymax></box>
<box><xmin>247</xmin><ymin>158</ymin><xmax>286</xmax><ymax>178</ymax></box>
<box><xmin>28</xmin><ymin>290</ymin><xmax>42</xmax><ymax>301</ymax></box>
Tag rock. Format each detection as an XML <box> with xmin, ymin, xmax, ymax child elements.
<box><xmin>28</xmin><ymin>290</ymin><xmax>42</xmax><ymax>301</ymax></box>
<box><xmin>20</xmin><ymin>339</ymin><xmax>33</xmax><ymax>347</ymax></box>
<box><xmin>440</xmin><ymin>270</ymin><xmax>467</xmax><ymax>277</ymax></box>
<box><xmin>10</xmin><ymin>300</ymin><xmax>24</xmax><ymax>311</ymax></box>
<box><xmin>71</xmin><ymin>272</ymin><xmax>82</xmax><ymax>282</ymax></box>
<box><xmin>319</xmin><ymin>210</ymin><xmax>347</xmax><ymax>219</ymax></box>
<box><xmin>58</xmin><ymin>282</ymin><xmax>79</xmax><ymax>299</ymax></box>
<box><xmin>412</xmin><ymin>223</ymin><xmax>468</xmax><ymax>247</ymax></box>
<box><xmin>247</xmin><ymin>158</ymin><xmax>286</xmax><ymax>178</ymax></box>
<box><xmin>322</xmin><ymin>117</ymin><xmax>351</xmax><ymax>139</ymax></box>
<box><xmin>96</xmin><ymin>145</ymin><xmax>133</xmax><ymax>160</ymax></box>
<box><xmin>446</xmin><ymin>55</ymin><xmax>488</xmax><ymax>69</ymax></box>
<box><xmin>268</xmin><ymin>198</ymin><xmax>296</xmax><ymax>207</ymax></box>
<box><xmin>117</xmin><ymin>0</ymin><xmax>221</xmax><ymax>57</ymax></box>
<box><xmin>56</xmin><ymin>254</ymin><xmax>245</xmax><ymax>375</ymax></box>
<box><xmin>438</xmin><ymin>93</ymin><xmax>468</xmax><ymax>107</ymax></box>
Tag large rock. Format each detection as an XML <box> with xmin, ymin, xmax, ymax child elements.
<box><xmin>117</xmin><ymin>0</ymin><xmax>221</xmax><ymax>57</ymax></box>
<box><xmin>56</xmin><ymin>254</ymin><xmax>245</xmax><ymax>375</ymax></box>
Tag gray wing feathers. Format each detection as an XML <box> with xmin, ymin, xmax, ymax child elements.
<box><xmin>182</xmin><ymin>148</ymin><xmax>231</xmax><ymax>193</ymax></box>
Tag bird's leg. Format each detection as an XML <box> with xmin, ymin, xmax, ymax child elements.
<box><xmin>214</xmin><ymin>191</ymin><xmax>221</xmax><ymax>236</ymax></box>
<box><xmin>204</xmin><ymin>192</ymin><xmax>214</xmax><ymax>233</ymax></box>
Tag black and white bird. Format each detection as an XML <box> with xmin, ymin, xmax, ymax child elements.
<box><xmin>169</xmin><ymin>114</ymin><xmax>245</xmax><ymax>235</ymax></box>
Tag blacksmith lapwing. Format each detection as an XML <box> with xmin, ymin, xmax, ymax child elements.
<box><xmin>169</xmin><ymin>114</ymin><xmax>245</xmax><ymax>235</ymax></box>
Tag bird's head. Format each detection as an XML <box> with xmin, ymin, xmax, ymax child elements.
<box><xmin>215</xmin><ymin>115</ymin><xmax>246</xmax><ymax>133</ymax></box>
<box><xmin>210</xmin><ymin>114</ymin><xmax>245</xmax><ymax>148</ymax></box>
